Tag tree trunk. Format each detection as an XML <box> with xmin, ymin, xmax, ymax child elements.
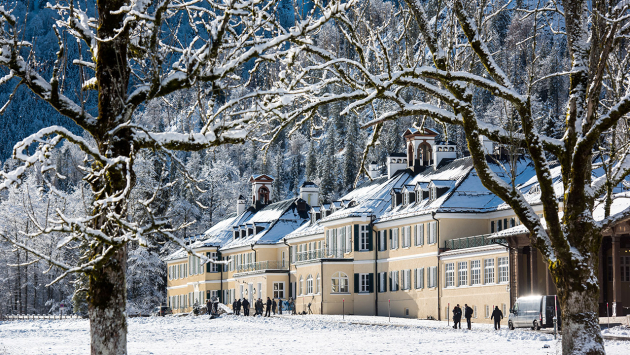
<box><xmin>560</xmin><ymin>288</ymin><xmax>604</xmax><ymax>354</ymax></box>
<box><xmin>88</xmin><ymin>244</ymin><xmax>128</xmax><ymax>355</ymax></box>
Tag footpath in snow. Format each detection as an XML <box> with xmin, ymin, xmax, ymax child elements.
<box><xmin>0</xmin><ymin>314</ymin><xmax>628</xmax><ymax>354</ymax></box>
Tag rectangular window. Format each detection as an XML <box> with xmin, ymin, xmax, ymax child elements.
<box><xmin>458</xmin><ymin>261</ymin><xmax>468</xmax><ymax>286</ymax></box>
<box><xmin>379</xmin><ymin>230</ymin><xmax>387</xmax><ymax>251</ymax></box>
<box><xmin>415</xmin><ymin>224</ymin><xmax>424</xmax><ymax>246</ymax></box>
<box><xmin>360</xmin><ymin>225</ymin><xmax>369</xmax><ymax>251</ymax></box>
<box><xmin>273</xmin><ymin>282</ymin><xmax>285</xmax><ymax>299</ymax></box>
<box><xmin>415</xmin><ymin>268</ymin><xmax>424</xmax><ymax>289</ymax></box>
<box><xmin>359</xmin><ymin>273</ymin><xmax>370</xmax><ymax>293</ymax></box>
<box><xmin>471</xmin><ymin>260</ymin><xmax>481</xmax><ymax>285</ymax></box>
<box><xmin>207</xmin><ymin>252</ymin><xmax>218</xmax><ymax>273</ymax></box>
<box><xmin>621</xmin><ymin>256</ymin><xmax>630</xmax><ymax>282</ymax></box>
<box><xmin>498</xmin><ymin>257</ymin><xmax>509</xmax><ymax>283</ymax></box>
<box><xmin>484</xmin><ymin>258</ymin><xmax>495</xmax><ymax>284</ymax></box>
<box><xmin>491</xmin><ymin>221</ymin><xmax>495</xmax><ymax>233</ymax></box>
<box><xmin>346</xmin><ymin>226</ymin><xmax>352</xmax><ymax>253</ymax></box>
<box><xmin>485</xmin><ymin>305</ymin><xmax>490</xmax><ymax>318</ymax></box>
<box><xmin>473</xmin><ymin>305</ymin><xmax>478</xmax><ymax>319</ymax></box>
<box><xmin>428</xmin><ymin>222</ymin><xmax>437</xmax><ymax>244</ymax></box>
<box><xmin>445</xmin><ymin>263</ymin><xmax>455</xmax><ymax>287</ymax></box>
<box><xmin>403</xmin><ymin>269</ymin><xmax>411</xmax><ymax>290</ymax></box>
<box><xmin>379</xmin><ymin>272</ymin><xmax>387</xmax><ymax>292</ymax></box>
<box><xmin>391</xmin><ymin>228</ymin><xmax>399</xmax><ymax>249</ymax></box>
<box><xmin>497</xmin><ymin>219</ymin><xmax>502</xmax><ymax>231</ymax></box>
<box><xmin>390</xmin><ymin>271</ymin><xmax>399</xmax><ymax>291</ymax></box>
<box><xmin>428</xmin><ymin>266</ymin><xmax>437</xmax><ymax>288</ymax></box>
<box><xmin>404</xmin><ymin>226</ymin><xmax>412</xmax><ymax>248</ymax></box>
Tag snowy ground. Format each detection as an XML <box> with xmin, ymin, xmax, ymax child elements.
<box><xmin>0</xmin><ymin>314</ymin><xmax>628</xmax><ymax>354</ymax></box>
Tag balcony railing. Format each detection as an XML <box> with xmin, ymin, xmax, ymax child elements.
<box><xmin>443</xmin><ymin>235</ymin><xmax>506</xmax><ymax>250</ymax></box>
<box><xmin>296</xmin><ymin>248</ymin><xmax>346</xmax><ymax>263</ymax></box>
<box><xmin>235</xmin><ymin>260</ymin><xmax>288</xmax><ymax>274</ymax></box>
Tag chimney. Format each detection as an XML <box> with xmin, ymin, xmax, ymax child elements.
<box><xmin>300</xmin><ymin>182</ymin><xmax>320</xmax><ymax>207</ymax></box>
<box><xmin>368</xmin><ymin>161</ymin><xmax>381</xmax><ymax>179</ymax></box>
<box><xmin>387</xmin><ymin>154</ymin><xmax>408</xmax><ymax>178</ymax></box>
<box><xmin>432</xmin><ymin>142</ymin><xmax>457</xmax><ymax>169</ymax></box>
<box><xmin>236</xmin><ymin>195</ymin><xmax>247</xmax><ymax>215</ymax></box>
<box><xmin>481</xmin><ymin>136</ymin><xmax>495</xmax><ymax>155</ymax></box>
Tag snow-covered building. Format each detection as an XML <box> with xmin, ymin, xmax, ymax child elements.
<box><xmin>165</xmin><ymin>128</ymin><xmax>630</xmax><ymax>321</ymax></box>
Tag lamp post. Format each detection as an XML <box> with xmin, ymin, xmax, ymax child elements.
<box><xmin>342</xmin><ymin>298</ymin><xmax>345</xmax><ymax>320</ymax></box>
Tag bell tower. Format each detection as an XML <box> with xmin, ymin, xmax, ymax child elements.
<box><xmin>249</xmin><ymin>174</ymin><xmax>274</xmax><ymax>206</ymax></box>
<box><xmin>403</xmin><ymin>127</ymin><xmax>439</xmax><ymax>171</ymax></box>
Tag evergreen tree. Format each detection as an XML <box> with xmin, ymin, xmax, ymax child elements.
<box><xmin>343</xmin><ymin>115</ymin><xmax>359</xmax><ymax>189</ymax></box>
<box><xmin>305</xmin><ymin>140</ymin><xmax>318</xmax><ymax>181</ymax></box>
<box><xmin>320</xmin><ymin>127</ymin><xmax>337</xmax><ymax>201</ymax></box>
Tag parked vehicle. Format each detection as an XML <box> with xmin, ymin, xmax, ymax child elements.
<box><xmin>508</xmin><ymin>295</ymin><xmax>561</xmax><ymax>330</ymax></box>
<box><xmin>151</xmin><ymin>306</ymin><xmax>172</xmax><ymax>317</ymax></box>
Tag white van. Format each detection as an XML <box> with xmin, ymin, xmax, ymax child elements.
<box><xmin>508</xmin><ymin>295</ymin><xmax>561</xmax><ymax>330</ymax></box>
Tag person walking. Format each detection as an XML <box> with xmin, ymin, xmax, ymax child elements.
<box><xmin>207</xmin><ymin>299</ymin><xmax>213</xmax><ymax>315</ymax></box>
<box><xmin>236</xmin><ymin>299</ymin><xmax>242</xmax><ymax>315</ymax></box>
<box><xmin>491</xmin><ymin>306</ymin><xmax>503</xmax><ymax>330</ymax></box>
<box><xmin>242</xmin><ymin>298</ymin><xmax>250</xmax><ymax>316</ymax></box>
<box><xmin>256</xmin><ymin>298</ymin><xmax>263</xmax><ymax>316</ymax></box>
<box><xmin>232</xmin><ymin>299</ymin><xmax>238</xmax><ymax>315</ymax></box>
<box><xmin>265</xmin><ymin>297</ymin><xmax>272</xmax><ymax>317</ymax></box>
<box><xmin>272</xmin><ymin>298</ymin><xmax>277</xmax><ymax>315</ymax></box>
<box><xmin>452</xmin><ymin>304</ymin><xmax>462</xmax><ymax>329</ymax></box>
<box><xmin>464</xmin><ymin>304</ymin><xmax>473</xmax><ymax>330</ymax></box>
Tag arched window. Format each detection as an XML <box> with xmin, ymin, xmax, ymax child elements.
<box><xmin>407</xmin><ymin>143</ymin><xmax>414</xmax><ymax>166</ymax></box>
<box><xmin>306</xmin><ymin>274</ymin><xmax>313</xmax><ymax>294</ymax></box>
<box><xmin>258</xmin><ymin>186</ymin><xmax>270</xmax><ymax>204</ymax></box>
<box><xmin>331</xmin><ymin>272</ymin><xmax>349</xmax><ymax>293</ymax></box>
<box><xmin>299</xmin><ymin>276</ymin><xmax>303</xmax><ymax>295</ymax></box>
<box><xmin>316</xmin><ymin>273</ymin><xmax>321</xmax><ymax>294</ymax></box>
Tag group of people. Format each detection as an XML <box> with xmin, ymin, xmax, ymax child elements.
<box><xmin>452</xmin><ymin>304</ymin><xmax>504</xmax><ymax>330</ymax></box>
<box><xmin>232</xmin><ymin>297</ymin><xmax>278</xmax><ymax>317</ymax></box>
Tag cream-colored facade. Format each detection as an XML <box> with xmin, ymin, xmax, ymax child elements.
<box><xmin>165</xmin><ymin>129</ymin><xmax>630</xmax><ymax>320</ymax></box>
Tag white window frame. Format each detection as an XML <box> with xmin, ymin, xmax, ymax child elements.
<box><xmin>415</xmin><ymin>224</ymin><xmax>424</xmax><ymax>246</ymax></box>
<box><xmin>458</xmin><ymin>261</ymin><xmax>468</xmax><ymax>287</ymax></box>
<box><xmin>415</xmin><ymin>267</ymin><xmax>424</xmax><ymax>289</ymax></box>
<box><xmin>428</xmin><ymin>221</ymin><xmax>437</xmax><ymax>244</ymax></box>
<box><xmin>331</xmin><ymin>272</ymin><xmax>349</xmax><ymax>293</ymax></box>
<box><xmin>299</xmin><ymin>276</ymin><xmax>304</xmax><ymax>295</ymax></box>
<box><xmin>498</xmin><ymin>257</ymin><xmax>509</xmax><ymax>283</ymax></box>
<box><xmin>360</xmin><ymin>225</ymin><xmax>369</xmax><ymax>251</ymax></box>
<box><xmin>346</xmin><ymin>226</ymin><xmax>352</xmax><ymax>253</ymax></box>
<box><xmin>484</xmin><ymin>258</ymin><xmax>495</xmax><ymax>284</ymax></box>
<box><xmin>379</xmin><ymin>272</ymin><xmax>387</xmax><ymax>292</ymax></box>
<box><xmin>390</xmin><ymin>270</ymin><xmax>399</xmax><ymax>291</ymax></box>
<box><xmin>391</xmin><ymin>228</ymin><xmax>399</xmax><ymax>250</ymax></box>
<box><xmin>359</xmin><ymin>273</ymin><xmax>370</xmax><ymax>293</ymax></box>
<box><xmin>428</xmin><ymin>266</ymin><xmax>437</xmax><ymax>288</ymax></box>
<box><xmin>403</xmin><ymin>226</ymin><xmax>411</xmax><ymax>248</ymax></box>
<box><xmin>273</xmin><ymin>282</ymin><xmax>285</xmax><ymax>299</ymax></box>
<box><xmin>316</xmin><ymin>273</ymin><xmax>321</xmax><ymax>294</ymax></box>
<box><xmin>379</xmin><ymin>230</ymin><xmax>386</xmax><ymax>251</ymax></box>
<box><xmin>471</xmin><ymin>260</ymin><xmax>481</xmax><ymax>285</ymax></box>
<box><xmin>306</xmin><ymin>274</ymin><xmax>313</xmax><ymax>295</ymax></box>
<box><xmin>445</xmin><ymin>263</ymin><xmax>455</xmax><ymax>287</ymax></box>
<box><xmin>403</xmin><ymin>269</ymin><xmax>411</xmax><ymax>290</ymax></box>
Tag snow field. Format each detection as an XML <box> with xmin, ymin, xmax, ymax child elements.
<box><xmin>0</xmin><ymin>315</ymin><xmax>628</xmax><ymax>354</ymax></box>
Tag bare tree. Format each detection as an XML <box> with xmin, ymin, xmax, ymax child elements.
<box><xmin>0</xmin><ymin>0</ymin><xmax>354</xmax><ymax>354</ymax></box>
<box><xmin>254</xmin><ymin>0</ymin><xmax>630</xmax><ymax>353</ymax></box>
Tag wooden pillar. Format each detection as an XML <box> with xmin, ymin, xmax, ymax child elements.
<box><xmin>530</xmin><ymin>248</ymin><xmax>538</xmax><ymax>295</ymax></box>
<box><xmin>612</xmin><ymin>235</ymin><xmax>623</xmax><ymax>316</ymax></box>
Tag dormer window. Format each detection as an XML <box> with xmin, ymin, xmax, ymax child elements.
<box><xmin>248</xmin><ymin>228</ymin><xmax>254</xmax><ymax>236</ymax></box>
<box><xmin>240</xmin><ymin>229</ymin><xmax>246</xmax><ymax>238</ymax></box>
<box><xmin>258</xmin><ymin>186</ymin><xmax>270</xmax><ymax>204</ymax></box>
<box><xmin>233</xmin><ymin>231</ymin><xmax>238</xmax><ymax>239</ymax></box>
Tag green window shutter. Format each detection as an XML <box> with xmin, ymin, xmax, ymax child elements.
<box><xmin>389</xmin><ymin>272</ymin><xmax>392</xmax><ymax>291</ymax></box>
<box><xmin>354</xmin><ymin>224</ymin><xmax>359</xmax><ymax>251</ymax></box>
<box><xmin>388</xmin><ymin>229</ymin><xmax>392</xmax><ymax>249</ymax></box>
<box><xmin>414</xmin><ymin>268</ymin><xmax>418</xmax><ymax>289</ymax></box>
<box><xmin>217</xmin><ymin>255</ymin><xmax>222</xmax><ymax>273</ymax></box>
<box><xmin>218</xmin><ymin>290</ymin><xmax>223</xmax><ymax>303</ymax></box>
<box><xmin>354</xmin><ymin>273</ymin><xmax>360</xmax><ymax>293</ymax></box>
<box><xmin>206</xmin><ymin>253</ymin><xmax>211</xmax><ymax>273</ymax></box>
<box><xmin>368</xmin><ymin>273</ymin><xmax>374</xmax><ymax>293</ymax></box>
<box><xmin>367</xmin><ymin>226</ymin><xmax>373</xmax><ymax>251</ymax></box>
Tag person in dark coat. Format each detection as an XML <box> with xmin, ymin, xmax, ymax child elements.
<box><xmin>272</xmin><ymin>298</ymin><xmax>277</xmax><ymax>315</ymax></box>
<box><xmin>232</xmin><ymin>299</ymin><xmax>238</xmax><ymax>315</ymax></box>
<box><xmin>236</xmin><ymin>299</ymin><xmax>242</xmax><ymax>315</ymax></box>
<box><xmin>452</xmin><ymin>304</ymin><xmax>462</xmax><ymax>329</ymax></box>
<box><xmin>206</xmin><ymin>299</ymin><xmax>213</xmax><ymax>315</ymax></box>
<box><xmin>242</xmin><ymin>298</ymin><xmax>250</xmax><ymax>316</ymax></box>
<box><xmin>265</xmin><ymin>297</ymin><xmax>272</xmax><ymax>317</ymax></box>
<box><xmin>491</xmin><ymin>306</ymin><xmax>503</xmax><ymax>330</ymax></box>
<box><xmin>256</xmin><ymin>298</ymin><xmax>263</xmax><ymax>316</ymax></box>
<box><xmin>464</xmin><ymin>304</ymin><xmax>473</xmax><ymax>330</ymax></box>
